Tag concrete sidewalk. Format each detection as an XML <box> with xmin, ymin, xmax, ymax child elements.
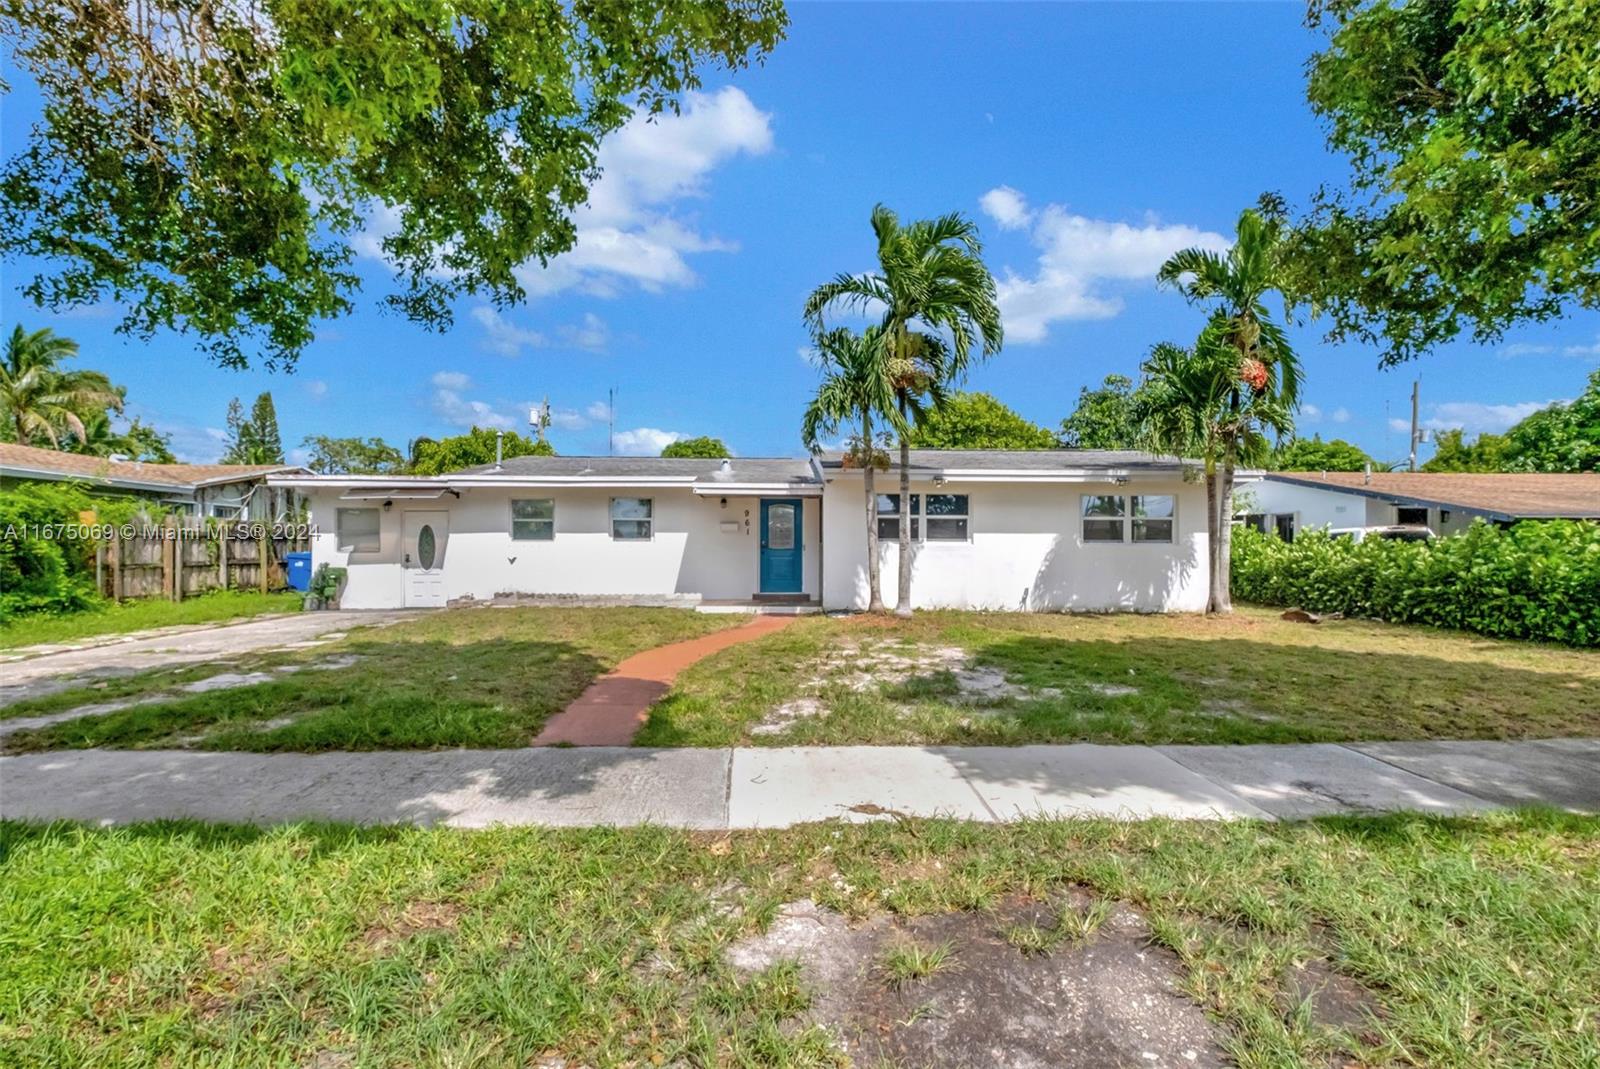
<box><xmin>3</xmin><ymin>739</ymin><xmax>1595</xmax><ymax>828</ymax></box>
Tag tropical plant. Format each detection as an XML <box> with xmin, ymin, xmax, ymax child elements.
<box><xmin>1</xmin><ymin>1</ymin><xmax>787</xmax><ymax>370</ymax></box>
<box><xmin>1059</xmin><ymin>374</ymin><xmax>1142</xmax><ymax>449</ymax></box>
<box><xmin>0</xmin><ymin>325</ymin><xmax>123</xmax><ymax>447</ymax></box>
<box><xmin>909</xmin><ymin>392</ymin><xmax>1055</xmax><ymax>450</ymax></box>
<box><xmin>1151</xmin><ymin>206</ymin><xmax>1303</xmax><ymax>613</ymax></box>
<box><xmin>800</xmin><ymin>326</ymin><xmax>901</xmax><ymax>612</ymax></box>
<box><xmin>804</xmin><ymin>205</ymin><xmax>1003</xmax><ymax>615</ymax></box>
<box><xmin>660</xmin><ymin>436</ymin><xmax>730</xmax><ymax>459</ymax></box>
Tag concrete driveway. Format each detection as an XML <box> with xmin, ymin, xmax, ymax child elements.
<box><xmin>0</xmin><ymin>611</ymin><xmax>413</xmax><ymax>705</ymax></box>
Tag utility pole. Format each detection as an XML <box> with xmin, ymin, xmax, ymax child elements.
<box><xmin>1407</xmin><ymin>378</ymin><xmax>1421</xmax><ymax>472</ymax></box>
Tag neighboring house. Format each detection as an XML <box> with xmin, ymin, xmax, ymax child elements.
<box><xmin>271</xmin><ymin>449</ymin><xmax>1208</xmax><ymax>612</ymax></box>
<box><xmin>0</xmin><ymin>441</ymin><xmax>307</xmax><ymax>521</ymax></box>
<box><xmin>1236</xmin><ymin>470</ymin><xmax>1600</xmax><ymax>539</ymax></box>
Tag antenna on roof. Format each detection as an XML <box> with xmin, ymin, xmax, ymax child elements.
<box><xmin>608</xmin><ymin>386</ymin><xmax>616</xmax><ymax>456</ymax></box>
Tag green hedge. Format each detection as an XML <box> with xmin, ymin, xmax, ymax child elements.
<box><xmin>1231</xmin><ymin>520</ymin><xmax>1600</xmax><ymax>647</ymax></box>
<box><xmin>0</xmin><ymin>482</ymin><xmax>145</xmax><ymax>621</ymax></box>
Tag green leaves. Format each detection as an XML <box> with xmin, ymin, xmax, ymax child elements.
<box><xmin>1232</xmin><ymin>522</ymin><xmax>1600</xmax><ymax>647</ymax></box>
<box><xmin>909</xmin><ymin>392</ymin><xmax>1055</xmax><ymax>450</ymax></box>
<box><xmin>1</xmin><ymin>0</ymin><xmax>788</xmax><ymax>369</ymax></box>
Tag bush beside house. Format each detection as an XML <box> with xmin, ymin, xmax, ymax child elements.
<box><xmin>0</xmin><ymin>482</ymin><xmax>144</xmax><ymax>619</ymax></box>
<box><xmin>1231</xmin><ymin>521</ymin><xmax>1600</xmax><ymax>647</ymax></box>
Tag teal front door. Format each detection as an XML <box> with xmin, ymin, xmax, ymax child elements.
<box><xmin>759</xmin><ymin>499</ymin><xmax>803</xmax><ymax>593</ymax></box>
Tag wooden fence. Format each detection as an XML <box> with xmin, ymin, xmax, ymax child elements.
<box><xmin>92</xmin><ymin>522</ymin><xmax>310</xmax><ymax>602</ymax></box>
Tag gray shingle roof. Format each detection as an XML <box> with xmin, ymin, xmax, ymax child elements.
<box><xmin>817</xmin><ymin>448</ymin><xmax>1187</xmax><ymax>473</ymax></box>
<box><xmin>451</xmin><ymin>455</ymin><xmax>818</xmax><ymax>483</ymax></box>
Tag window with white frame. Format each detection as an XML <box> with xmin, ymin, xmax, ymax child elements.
<box><xmin>610</xmin><ymin>497</ymin><xmax>653</xmax><ymax>540</ymax></box>
<box><xmin>1081</xmin><ymin>494</ymin><xmax>1126</xmax><ymax>542</ymax></box>
<box><xmin>875</xmin><ymin>493</ymin><xmax>919</xmax><ymax>540</ymax></box>
<box><xmin>209</xmin><ymin>503</ymin><xmax>241</xmax><ymax>520</ymax></box>
<box><xmin>1131</xmin><ymin>495</ymin><xmax>1175</xmax><ymax>543</ymax></box>
<box><xmin>336</xmin><ymin>507</ymin><xmax>381</xmax><ymax>552</ymax></box>
<box><xmin>923</xmin><ymin>493</ymin><xmax>970</xmax><ymax>540</ymax></box>
<box><xmin>1082</xmin><ymin>494</ymin><xmax>1176</xmax><ymax>543</ymax></box>
<box><xmin>511</xmin><ymin>498</ymin><xmax>555</xmax><ymax>541</ymax></box>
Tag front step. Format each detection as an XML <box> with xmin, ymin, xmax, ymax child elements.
<box><xmin>750</xmin><ymin>593</ymin><xmax>815</xmax><ymax>605</ymax></box>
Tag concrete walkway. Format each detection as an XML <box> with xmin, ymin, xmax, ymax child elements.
<box><xmin>2</xmin><ymin>739</ymin><xmax>1594</xmax><ymax>829</ymax></box>
<box><xmin>533</xmin><ymin>614</ymin><xmax>796</xmax><ymax>745</ymax></box>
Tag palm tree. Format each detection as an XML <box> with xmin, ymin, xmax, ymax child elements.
<box><xmin>1153</xmin><ymin>207</ymin><xmax>1303</xmax><ymax>612</ymax></box>
<box><xmin>801</xmin><ymin>327</ymin><xmax>903</xmax><ymax>612</ymax></box>
<box><xmin>804</xmin><ymin>205</ymin><xmax>1003</xmax><ymax>616</ymax></box>
<box><xmin>0</xmin><ymin>326</ymin><xmax>123</xmax><ymax>447</ymax></box>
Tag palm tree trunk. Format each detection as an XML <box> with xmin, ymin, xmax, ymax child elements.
<box><xmin>1205</xmin><ymin>459</ymin><xmax>1223</xmax><ymax>614</ymax></box>
<box><xmin>895</xmin><ymin>434</ymin><xmax>913</xmax><ymax>617</ymax></box>
<box><xmin>1216</xmin><ymin>448</ymin><xmax>1237</xmax><ymax>614</ymax></box>
<box><xmin>862</xmin><ymin>412</ymin><xmax>884</xmax><ymax>612</ymax></box>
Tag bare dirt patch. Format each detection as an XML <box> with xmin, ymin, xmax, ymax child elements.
<box><xmin>726</xmin><ymin>895</ymin><xmax>1227</xmax><ymax>1068</ymax></box>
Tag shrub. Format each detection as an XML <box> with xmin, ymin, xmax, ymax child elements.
<box><xmin>0</xmin><ymin>481</ymin><xmax>144</xmax><ymax>621</ymax></box>
<box><xmin>1231</xmin><ymin>520</ymin><xmax>1600</xmax><ymax>647</ymax></box>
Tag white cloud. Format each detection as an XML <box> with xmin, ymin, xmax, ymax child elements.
<box><xmin>1330</xmin><ymin>407</ymin><xmax>1352</xmax><ymax>424</ymax></box>
<box><xmin>548</xmin><ymin>408</ymin><xmax>589</xmax><ymax>432</ymax></box>
<box><xmin>1499</xmin><ymin>342</ymin><xmax>1555</xmax><ymax>358</ymax></box>
<box><xmin>1415</xmin><ymin>399</ymin><xmax>1561</xmax><ymax>435</ymax></box>
<box><xmin>558</xmin><ymin>312</ymin><xmax>610</xmax><ymax>353</ymax></box>
<box><xmin>1563</xmin><ymin>335</ymin><xmax>1600</xmax><ymax>358</ymax></box>
<box><xmin>470</xmin><ymin>306</ymin><xmax>547</xmax><ymax>356</ymax></box>
<box><xmin>979</xmin><ymin>185</ymin><xmax>1033</xmax><ymax>231</ymax></box>
<box><xmin>430</xmin><ymin>370</ymin><xmax>516</xmax><ymax>429</ymax></box>
<box><xmin>303</xmin><ymin>379</ymin><xmax>329</xmax><ymax>400</ymax></box>
<box><xmin>986</xmin><ymin>195</ymin><xmax>1229</xmax><ymax>344</ymax></box>
<box><xmin>509</xmin><ymin>87</ymin><xmax>772</xmax><ymax>300</ymax></box>
<box><xmin>1301</xmin><ymin>403</ymin><xmax>1323</xmax><ymax>422</ymax></box>
<box><xmin>586</xmin><ymin>400</ymin><xmax>613</xmax><ymax>422</ymax></box>
<box><xmin>612</xmin><ymin>427</ymin><xmax>682</xmax><ymax>456</ymax></box>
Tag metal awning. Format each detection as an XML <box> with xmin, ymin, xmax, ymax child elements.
<box><xmin>338</xmin><ymin>487</ymin><xmax>451</xmax><ymax>500</ymax></box>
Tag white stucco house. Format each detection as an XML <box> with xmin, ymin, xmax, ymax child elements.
<box><xmin>268</xmin><ymin>449</ymin><xmax>1209</xmax><ymax>613</ymax></box>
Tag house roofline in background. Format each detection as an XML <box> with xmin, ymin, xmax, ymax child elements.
<box><xmin>1258</xmin><ymin>473</ymin><xmax>1600</xmax><ymax>522</ymax></box>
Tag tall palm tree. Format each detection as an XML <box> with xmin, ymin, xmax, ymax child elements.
<box><xmin>0</xmin><ymin>326</ymin><xmax>123</xmax><ymax>447</ymax></box>
<box><xmin>801</xmin><ymin>327</ymin><xmax>903</xmax><ymax>612</ymax></box>
<box><xmin>1153</xmin><ymin>207</ymin><xmax>1303</xmax><ymax>612</ymax></box>
<box><xmin>804</xmin><ymin>205</ymin><xmax>1003</xmax><ymax>616</ymax></box>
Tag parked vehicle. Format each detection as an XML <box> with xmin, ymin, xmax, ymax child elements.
<box><xmin>1327</xmin><ymin>525</ymin><xmax>1437</xmax><ymax>544</ymax></box>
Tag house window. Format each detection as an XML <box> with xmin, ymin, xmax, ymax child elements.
<box><xmin>1273</xmin><ymin>513</ymin><xmax>1296</xmax><ymax>543</ymax></box>
<box><xmin>511</xmin><ymin>498</ymin><xmax>555</xmax><ymax>541</ymax></box>
<box><xmin>875</xmin><ymin>493</ymin><xmax>920</xmax><ymax>541</ymax></box>
<box><xmin>924</xmin><ymin>493</ymin><xmax>970</xmax><ymax>541</ymax></box>
<box><xmin>1081</xmin><ymin>494</ymin><xmax>1126</xmax><ymax>543</ymax></box>
<box><xmin>1132</xmin><ymin>495</ymin><xmax>1176</xmax><ymax>543</ymax></box>
<box><xmin>1397</xmin><ymin>506</ymin><xmax>1429</xmax><ymax>526</ymax></box>
<box><xmin>1235</xmin><ymin>513</ymin><xmax>1268</xmax><ymax>533</ymax></box>
<box><xmin>610</xmin><ymin>497</ymin><xmax>653</xmax><ymax>540</ymax></box>
<box><xmin>336</xmin><ymin>508</ymin><xmax>381</xmax><ymax>552</ymax></box>
<box><xmin>210</xmin><ymin>504</ymin><xmax>241</xmax><ymax>520</ymax></box>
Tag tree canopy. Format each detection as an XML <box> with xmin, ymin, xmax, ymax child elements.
<box><xmin>1058</xmin><ymin>374</ymin><xmax>1141</xmax><ymax>450</ymax></box>
<box><xmin>660</xmin><ymin>436</ymin><xmax>729</xmax><ymax>458</ymax></box>
<box><xmin>909</xmin><ymin>392</ymin><xmax>1054</xmax><ymax>450</ymax></box>
<box><xmin>1270</xmin><ymin>435</ymin><xmax>1374</xmax><ymax>472</ymax></box>
<box><xmin>1290</xmin><ymin>0</ymin><xmax>1600</xmax><ymax>364</ymax></box>
<box><xmin>0</xmin><ymin>1</ymin><xmax>787</xmax><ymax>369</ymax></box>
<box><xmin>1424</xmin><ymin>369</ymin><xmax>1600</xmax><ymax>473</ymax></box>
<box><xmin>408</xmin><ymin>427</ymin><xmax>553</xmax><ymax>476</ymax></box>
<box><xmin>301</xmin><ymin>435</ymin><xmax>407</xmax><ymax>475</ymax></box>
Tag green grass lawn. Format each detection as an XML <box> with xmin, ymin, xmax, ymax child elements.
<box><xmin>638</xmin><ymin>607</ymin><xmax>1600</xmax><ymax>747</ymax></box>
<box><xmin>2</xmin><ymin>811</ymin><xmax>1596</xmax><ymax>1067</ymax></box>
<box><xmin>0</xmin><ymin>591</ymin><xmax>304</xmax><ymax>651</ymax></box>
<box><xmin>1</xmin><ymin>608</ymin><xmax>741</xmax><ymax>751</ymax></box>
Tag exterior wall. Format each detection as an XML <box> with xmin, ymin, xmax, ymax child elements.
<box><xmin>306</xmin><ymin>486</ymin><xmax>820</xmax><ymax>610</ymax></box>
<box><xmin>1243</xmin><ymin>479</ymin><xmax>1477</xmax><ymax>536</ymax></box>
<box><xmin>820</xmin><ymin>478</ymin><xmax>1209</xmax><ymax>612</ymax></box>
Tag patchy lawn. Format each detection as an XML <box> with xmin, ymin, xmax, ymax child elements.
<box><xmin>0</xmin><ymin>591</ymin><xmax>304</xmax><ymax>651</ymax></box>
<box><xmin>1</xmin><ymin>608</ymin><xmax>740</xmax><ymax>752</ymax></box>
<box><xmin>2</xmin><ymin>811</ymin><xmax>1597</xmax><ymax>1067</ymax></box>
<box><xmin>638</xmin><ymin>607</ymin><xmax>1600</xmax><ymax>747</ymax></box>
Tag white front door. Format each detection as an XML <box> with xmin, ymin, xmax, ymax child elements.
<box><xmin>402</xmin><ymin>510</ymin><xmax>449</xmax><ymax>608</ymax></box>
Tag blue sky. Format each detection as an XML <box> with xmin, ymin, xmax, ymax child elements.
<box><xmin>4</xmin><ymin>2</ymin><xmax>1597</xmax><ymax>464</ymax></box>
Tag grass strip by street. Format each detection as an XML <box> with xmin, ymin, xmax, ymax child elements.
<box><xmin>2</xmin><ymin>811</ymin><xmax>1596</xmax><ymax>1067</ymax></box>
<box><xmin>1</xmin><ymin>608</ymin><xmax>742</xmax><ymax>751</ymax></box>
<box><xmin>638</xmin><ymin>607</ymin><xmax>1600</xmax><ymax>747</ymax></box>
<box><xmin>0</xmin><ymin>591</ymin><xmax>304</xmax><ymax>651</ymax></box>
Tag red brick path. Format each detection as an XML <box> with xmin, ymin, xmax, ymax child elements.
<box><xmin>533</xmin><ymin>614</ymin><xmax>797</xmax><ymax>746</ymax></box>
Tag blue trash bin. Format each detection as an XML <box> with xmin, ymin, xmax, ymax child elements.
<box><xmin>285</xmin><ymin>552</ymin><xmax>313</xmax><ymax>593</ymax></box>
